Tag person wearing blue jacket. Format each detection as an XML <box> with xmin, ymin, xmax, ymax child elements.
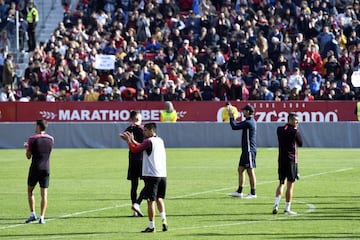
<box><xmin>227</xmin><ymin>103</ymin><xmax>257</xmax><ymax>199</ymax></box>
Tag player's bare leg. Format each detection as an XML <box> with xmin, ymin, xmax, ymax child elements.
<box><xmin>39</xmin><ymin>188</ymin><xmax>47</xmax><ymax>223</ymax></box>
<box><xmin>25</xmin><ymin>185</ymin><xmax>37</xmax><ymax>223</ymax></box>
<box><xmin>247</xmin><ymin>168</ymin><xmax>256</xmax><ymax>196</ymax></box>
<box><xmin>273</xmin><ymin>181</ymin><xmax>285</xmax><ymax>214</ymax></box>
<box><xmin>141</xmin><ymin>200</ymin><xmax>156</xmax><ymax>232</ymax></box>
<box><xmin>238</xmin><ymin>166</ymin><xmax>246</xmax><ymax>189</ymax></box>
<box><xmin>283</xmin><ymin>181</ymin><xmax>296</xmax><ymax>214</ymax></box>
<box><xmin>27</xmin><ymin>186</ymin><xmax>36</xmax><ymax>213</ymax></box>
<box><xmin>156</xmin><ymin>198</ymin><xmax>168</xmax><ymax>231</ymax></box>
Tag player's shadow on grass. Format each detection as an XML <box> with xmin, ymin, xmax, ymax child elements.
<box><xmin>301</xmin><ymin>195</ymin><xmax>360</xmax><ymax>199</ymax></box>
<box><xmin>177</xmin><ymin>232</ymin><xmax>359</xmax><ymax>238</ymax></box>
<box><xmin>0</xmin><ymin>217</ymin><xmax>27</xmax><ymax>225</ymax></box>
<box><xmin>164</xmin><ymin>213</ymin><xmax>265</xmax><ymax>218</ymax></box>
<box><xmin>55</xmin><ymin>215</ymin><xmax>128</xmax><ymax>220</ymax></box>
<box><xmin>314</xmin><ymin>207</ymin><xmax>360</xmax><ymax>211</ymax></box>
<box><xmin>69</xmin><ymin>198</ymin><xmax>129</xmax><ymax>201</ymax></box>
<box><xmin>0</xmin><ymin>231</ymin><xmax>140</xmax><ymax>238</ymax></box>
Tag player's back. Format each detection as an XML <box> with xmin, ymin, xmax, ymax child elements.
<box><xmin>30</xmin><ymin>134</ymin><xmax>54</xmax><ymax>171</ymax></box>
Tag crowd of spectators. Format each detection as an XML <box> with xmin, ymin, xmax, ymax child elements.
<box><xmin>1</xmin><ymin>0</ymin><xmax>360</xmax><ymax>102</ymax></box>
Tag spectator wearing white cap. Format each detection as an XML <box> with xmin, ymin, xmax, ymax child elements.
<box><xmin>177</xmin><ymin>39</ymin><xmax>193</xmax><ymax>57</ymax></box>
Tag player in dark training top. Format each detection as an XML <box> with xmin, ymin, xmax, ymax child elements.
<box><xmin>227</xmin><ymin>104</ymin><xmax>257</xmax><ymax>199</ymax></box>
<box><xmin>24</xmin><ymin>119</ymin><xmax>54</xmax><ymax>224</ymax></box>
<box><xmin>121</xmin><ymin>110</ymin><xmax>145</xmax><ymax>217</ymax></box>
<box><xmin>272</xmin><ymin>113</ymin><xmax>303</xmax><ymax>215</ymax></box>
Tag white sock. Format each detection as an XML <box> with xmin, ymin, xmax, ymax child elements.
<box><xmin>274</xmin><ymin>197</ymin><xmax>281</xmax><ymax>206</ymax></box>
<box><xmin>31</xmin><ymin>211</ymin><xmax>36</xmax><ymax>217</ymax></box>
<box><xmin>160</xmin><ymin>212</ymin><xmax>166</xmax><ymax>221</ymax></box>
<box><xmin>149</xmin><ymin>221</ymin><xmax>155</xmax><ymax>229</ymax></box>
<box><xmin>285</xmin><ymin>202</ymin><xmax>291</xmax><ymax>211</ymax></box>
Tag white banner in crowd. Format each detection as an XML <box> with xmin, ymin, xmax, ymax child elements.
<box><xmin>351</xmin><ymin>70</ymin><xmax>360</xmax><ymax>87</ymax></box>
<box><xmin>94</xmin><ymin>54</ymin><xmax>116</xmax><ymax>70</ymax></box>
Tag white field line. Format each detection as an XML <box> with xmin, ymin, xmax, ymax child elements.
<box><xmin>0</xmin><ymin>167</ymin><xmax>353</xmax><ymax>232</ymax></box>
<box><xmin>169</xmin><ymin>167</ymin><xmax>354</xmax><ymax>199</ymax></box>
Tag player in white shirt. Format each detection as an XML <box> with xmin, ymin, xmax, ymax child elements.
<box><xmin>121</xmin><ymin>123</ymin><xmax>168</xmax><ymax>233</ymax></box>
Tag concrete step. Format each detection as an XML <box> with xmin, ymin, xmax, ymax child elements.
<box><xmin>14</xmin><ymin>0</ymin><xmax>75</xmax><ymax>72</ymax></box>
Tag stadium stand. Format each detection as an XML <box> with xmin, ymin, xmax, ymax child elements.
<box><xmin>0</xmin><ymin>0</ymin><xmax>359</xmax><ymax>102</ymax></box>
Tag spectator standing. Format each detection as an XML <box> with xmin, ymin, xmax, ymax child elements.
<box><xmin>120</xmin><ymin>110</ymin><xmax>145</xmax><ymax>217</ymax></box>
<box><xmin>227</xmin><ymin>104</ymin><xmax>257</xmax><ymax>199</ymax></box>
<box><xmin>26</xmin><ymin>0</ymin><xmax>39</xmax><ymax>52</ymax></box>
<box><xmin>288</xmin><ymin>67</ymin><xmax>304</xmax><ymax>92</ymax></box>
<box><xmin>160</xmin><ymin>101</ymin><xmax>177</xmax><ymax>122</ymax></box>
<box><xmin>2</xmin><ymin>53</ymin><xmax>15</xmax><ymax>87</ymax></box>
<box><xmin>272</xmin><ymin>113</ymin><xmax>303</xmax><ymax>215</ymax></box>
<box><xmin>24</xmin><ymin>119</ymin><xmax>54</xmax><ymax>224</ymax></box>
<box><xmin>0</xmin><ymin>48</ymin><xmax>6</xmax><ymax>86</ymax></box>
<box><xmin>317</xmin><ymin>25</ymin><xmax>335</xmax><ymax>57</ymax></box>
<box><xmin>137</xmin><ymin>13</ymin><xmax>151</xmax><ymax>43</ymax></box>
<box><xmin>121</xmin><ymin>122</ymin><xmax>168</xmax><ymax>233</ymax></box>
<box><xmin>6</xmin><ymin>2</ymin><xmax>17</xmax><ymax>51</ymax></box>
<box><xmin>308</xmin><ymin>71</ymin><xmax>322</xmax><ymax>95</ymax></box>
<box><xmin>304</xmin><ymin>44</ymin><xmax>323</xmax><ymax>74</ymax></box>
<box><xmin>0</xmin><ymin>29</ymin><xmax>11</xmax><ymax>51</ymax></box>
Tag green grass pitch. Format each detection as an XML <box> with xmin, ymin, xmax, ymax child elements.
<box><xmin>0</xmin><ymin>148</ymin><xmax>359</xmax><ymax>239</ymax></box>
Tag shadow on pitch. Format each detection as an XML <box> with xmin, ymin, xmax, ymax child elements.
<box><xmin>176</xmin><ymin>232</ymin><xmax>359</xmax><ymax>239</ymax></box>
<box><xmin>0</xmin><ymin>231</ymin><xmax>145</xmax><ymax>238</ymax></box>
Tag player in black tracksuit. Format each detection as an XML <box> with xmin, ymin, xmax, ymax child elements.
<box><xmin>273</xmin><ymin>113</ymin><xmax>303</xmax><ymax>215</ymax></box>
<box><xmin>123</xmin><ymin>110</ymin><xmax>145</xmax><ymax>216</ymax></box>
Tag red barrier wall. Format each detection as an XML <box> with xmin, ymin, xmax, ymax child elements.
<box><xmin>0</xmin><ymin>101</ymin><xmax>357</xmax><ymax>122</ymax></box>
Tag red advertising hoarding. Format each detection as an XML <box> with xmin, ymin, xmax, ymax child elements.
<box><xmin>0</xmin><ymin>101</ymin><xmax>357</xmax><ymax>122</ymax></box>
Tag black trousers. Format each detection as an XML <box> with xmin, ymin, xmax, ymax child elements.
<box><xmin>27</xmin><ymin>23</ymin><xmax>37</xmax><ymax>51</ymax></box>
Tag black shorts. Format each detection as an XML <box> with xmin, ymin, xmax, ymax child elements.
<box><xmin>127</xmin><ymin>159</ymin><xmax>142</xmax><ymax>180</ymax></box>
<box><xmin>143</xmin><ymin>176</ymin><xmax>166</xmax><ymax>201</ymax></box>
<box><xmin>278</xmin><ymin>162</ymin><xmax>298</xmax><ymax>182</ymax></box>
<box><xmin>28</xmin><ymin>169</ymin><xmax>50</xmax><ymax>188</ymax></box>
<box><xmin>239</xmin><ymin>151</ymin><xmax>256</xmax><ymax>169</ymax></box>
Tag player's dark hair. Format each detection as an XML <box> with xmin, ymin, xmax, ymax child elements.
<box><xmin>130</xmin><ymin>110</ymin><xmax>140</xmax><ymax>121</ymax></box>
<box><xmin>144</xmin><ymin>122</ymin><xmax>156</xmax><ymax>132</ymax></box>
<box><xmin>288</xmin><ymin>113</ymin><xmax>298</xmax><ymax>122</ymax></box>
<box><xmin>36</xmin><ymin>119</ymin><xmax>48</xmax><ymax>131</ymax></box>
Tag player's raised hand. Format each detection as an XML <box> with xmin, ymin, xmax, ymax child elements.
<box><xmin>119</xmin><ymin>133</ymin><xmax>127</xmax><ymax>141</ymax></box>
<box><xmin>127</xmin><ymin>132</ymin><xmax>135</xmax><ymax>143</ymax></box>
<box><xmin>227</xmin><ymin>105</ymin><xmax>234</xmax><ymax>116</ymax></box>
